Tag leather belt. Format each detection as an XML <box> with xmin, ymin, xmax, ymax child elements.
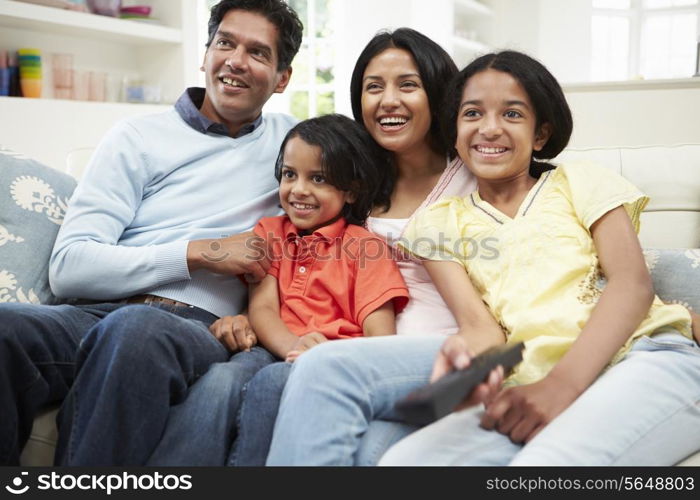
<box><xmin>126</xmin><ymin>294</ymin><xmax>194</xmax><ymax>308</ymax></box>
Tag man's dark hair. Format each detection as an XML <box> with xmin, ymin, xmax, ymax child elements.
<box><xmin>206</xmin><ymin>0</ymin><xmax>303</xmax><ymax>71</ymax></box>
<box><xmin>275</xmin><ymin>114</ymin><xmax>393</xmax><ymax>226</ymax></box>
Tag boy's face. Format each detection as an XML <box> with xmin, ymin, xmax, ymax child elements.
<box><xmin>278</xmin><ymin>137</ymin><xmax>354</xmax><ymax>233</ymax></box>
<box><xmin>199</xmin><ymin>9</ymin><xmax>292</xmax><ymax>135</ymax></box>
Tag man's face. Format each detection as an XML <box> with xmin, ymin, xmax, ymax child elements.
<box><xmin>200</xmin><ymin>9</ymin><xmax>292</xmax><ymax>134</ymax></box>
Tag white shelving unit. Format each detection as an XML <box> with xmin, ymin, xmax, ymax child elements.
<box><xmin>452</xmin><ymin>0</ymin><xmax>494</xmax><ymax>67</ymax></box>
<box><xmin>0</xmin><ymin>0</ymin><xmax>199</xmax><ymax>103</ymax></box>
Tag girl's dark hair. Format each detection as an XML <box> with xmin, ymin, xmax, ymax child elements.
<box><xmin>441</xmin><ymin>50</ymin><xmax>573</xmax><ymax>177</ymax></box>
<box><xmin>206</xmin><ymin>0</ymin><xmax>303</xmax><ymax>71</ymax></box>
<box><xmin>274</xmin><ymin>114</ymin><xmax>392</xmax><ymax>226</ymax></box>
<box><xmin>349</xmin><ymin>28</ymin><xmax>459</xmax><ymax>209</ymax></box>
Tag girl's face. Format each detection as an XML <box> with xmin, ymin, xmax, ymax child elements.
<box><xmin>279</xmin><ymin>136</ymin><xmax>354</xmax><ymax>233</ymax></box>
<box><xmin>455</xmin><ymin>69</ymin><xmax>550</xmax><ymax>183</ymax></box>
<box><xmin>360</xmin><ymin>48</ymin><xmax>432</xmax><ymax>155</ymax></box>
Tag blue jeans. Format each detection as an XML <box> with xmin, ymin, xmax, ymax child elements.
<box><xmin>55</xmin><ymin>304</ymin><xmax>233</xmax><ymax>465</ymax></box>
<box><xmin>227</xmin><ymin>361</ymin><xmax>293</xmax><ymax>466</ymax></box>
<box><xmin>0</xmin><ymin>302</ymin><xmax>121</xmax><ymax>465</ymax></box>
<box><xmin>147</xmin><ymin>347</ymin><xmax>278</xmax><ymax>466</ymax></box>
<box><xmin>379</xmin><ymin>333</ymin><xmax>700</xmax><ymax>465</ymax></box>
<box><xmin>266</xmin><ymin>336</ymin><xmax>443</xmax><ymax>465</ymax></box>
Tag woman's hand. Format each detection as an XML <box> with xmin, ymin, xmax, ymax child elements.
<box><xmin>209</xmin><ymin>314</ymin><xmax>257</xmax><ymax>353</ymax></box>
<box><xmin>431</xmin><ymin>335</ymin><xmax>504</xmax><ymax>410</ymax></box>
<box><xmin>285</xmin><ymin>332</ymin><xmax>328</xmax><ymax>362</ymax></box>
<box><xmin>480</xmin><ymin>373</ymin><xmax>582</xmax><ymax>443</ymax></box>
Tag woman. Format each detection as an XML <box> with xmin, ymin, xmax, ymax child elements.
<box><xmin>265</xmin><ymin>28</ymin><xmax>486</xmax><ymax>466</ymax></box>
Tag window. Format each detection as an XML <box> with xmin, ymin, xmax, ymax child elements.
<box><xmin>591</xmin><ymin>0</ymin><xmax>699</xmax><ymax>80</ymax></box>
<box><xmin>286</xmin><ymin>0</ymin><xmax>337</xmax><ymax>119</ymax></box>
<box><xmin>197</xmin><ymin>0</ymin><xmax>336</xmax><ymax>119</ymax></box>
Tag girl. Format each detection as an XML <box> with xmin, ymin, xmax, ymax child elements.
<box><xmin>379</xmin><ymin>51</ymin><xmax>700</xmax><ymax>465</ymax></box>
<box><xmin>227</xmin><ymin>113</ymin><xmax>409</xmax><ymax>465</ymax></box>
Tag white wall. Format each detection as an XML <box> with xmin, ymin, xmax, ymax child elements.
<box><xmin>565</xmin><ymin>83</ymin><xmax>700</xmax><ymax>148</ymax></box>
<box><xmin>0</xmin><ymin>98</ymin><xmax>168</xmax><ymax>170</ymax></box>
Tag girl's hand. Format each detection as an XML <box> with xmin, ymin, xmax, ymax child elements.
<box><xmin>285</xmin><ymin>332</ymin><xmax>328</xmax><ymax>362</ymax></box>
<box><xmin>208</xmin><ymin>314</ymin><xmax>257</xmax><ymax>353</ymax></box>
<box><xmin>431</xmin><ymin>335</ymin><xmax>505</xmax><ymax>410</ymax></box>
<box><xmin>480</xmin><ymin>373</ymin><xmax>581</xmax><ymax>443</ymax></box>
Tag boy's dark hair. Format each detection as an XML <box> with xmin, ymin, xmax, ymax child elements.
<box><xmin>206</xmin><ymin>0</ymin><xmax>303</xmax><ymax>71</ymax></box>
<box><xmin>274</xmin><ymin>114</ymin><xmax>392</xmax><ymax>226</ymax></box>
<box><xmin>441</xmin><ymin>50</ymin><xmax>573</xmax><ymax>176</ymax></box>
<box><xmin>350</xmin><ymin>28</ymin><xmax>459</xmax><ymax>158</ymax></box>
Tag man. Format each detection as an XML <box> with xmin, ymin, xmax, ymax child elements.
<box><xmin>0</xmin><ymin>0</ymin><xmax>303</xmax><ymax>465</ymax></box>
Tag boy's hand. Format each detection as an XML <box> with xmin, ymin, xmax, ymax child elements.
<box><xmin>285</xmin><ymin>332</ymin><xmax>328</xmax><ymax>362</ymax></box>
<box><xmin>209</xmin><ymin>314</ymin><xmax>257</xmax><ymax>353</ymax></box>
<box><xmin>431</xmin><ymin>335</ymin><xmax>504</xmax><ymax>410</ymax></box>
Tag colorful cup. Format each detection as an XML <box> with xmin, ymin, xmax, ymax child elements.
<box><xmin>18</xmin><ymin>48</ymin><xmax>42</xmax><ymax>98</ymax></box>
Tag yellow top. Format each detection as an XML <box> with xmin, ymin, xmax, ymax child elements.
<box><xmin>401</xmin><ymin>162</ymin><xmax>692</xmax><ymax>386</ymax></box>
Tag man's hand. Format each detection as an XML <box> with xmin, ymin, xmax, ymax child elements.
<box><xmin>187</xmin><ymin>232</ymin><xmax>271</xmax><ymax>282</ymax></box>
<box><xmin>431</xmin><ymin>335</ymin><xmax>504</xmax><ymax>410</ymax></box>
<box><xmin>209</xmin><ymin>314</ymin><xmax>257</xmax><ymax>353</ymax></box>
<box><xmin>480</xmin><ymin>373</ymin><xmax>581</xmax><ymax>443</ymax></box>
<box><xmin>285</xmin><ymin>332</ymin><xmax>328</xmax><ymax>362</ymax></box>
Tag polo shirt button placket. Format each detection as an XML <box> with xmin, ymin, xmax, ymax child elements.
<box><xmin>299</xmin><ymin>266</ymin><xmax>306</xmax><ymax>274</ymax></box>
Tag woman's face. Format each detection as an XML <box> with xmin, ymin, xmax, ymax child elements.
<box><xmin>360</xmin><ymin>48</ymin><xmax>432</xmax><ymax>155</ymax></box>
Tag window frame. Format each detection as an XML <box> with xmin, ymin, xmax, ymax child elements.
<box><xmin>592</xmin><ymin>0</ymin><xmax>700</xmax><ymax>80</ymax></box>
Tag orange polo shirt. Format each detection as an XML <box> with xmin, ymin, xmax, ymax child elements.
<box><xmin>253</xmin><ymin>216</ymin><xmax>409</xmax><ymax>340</ymax></box>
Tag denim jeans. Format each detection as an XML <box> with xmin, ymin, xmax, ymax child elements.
<box><xmin>147</xmin><ymin>347</ymin><xmax>278</xmax><ymax>466</ymax></box>
<box><xmin>0</xmin><ymin>302</ymin><xmax>122</xmax><ymax>465</ymax></box>
<box><xmin>379</xmin><ymin>333</ymin><xmax>700</xmax><ymax>465</ymax></box>
<box><xmin>227</xmin><ymin>361</ymin><xmax>292</xmax><ymax>466</ymax></box>
<box><xmin>266</xmin><ymin>336</ymin><xmax>444</xmax><ymax>465</ymax></box>
<box><xmin>54</xmin><ymin>304</ymin><xmax>232</xmax><ymax>465</ymax></box>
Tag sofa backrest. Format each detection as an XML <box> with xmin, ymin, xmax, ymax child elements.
<box><xmin>554</xmin><ymin>144</ymin><xmax>700</xmax><ymax>249</ymax></box>
<box><xmin>61</xmin><ymin>144</ymin><xmax>700</xmax><ymax>249</ymax></box>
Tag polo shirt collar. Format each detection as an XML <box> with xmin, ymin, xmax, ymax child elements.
<box><xmin>174</xmin><ymin>87</ymin><xmax>262</xmax><ymax>138</ymax></box>
<box><xmin>283</xmin><ymin>216</ymin><xmax>348</xmax><ymax>242</ymax></box>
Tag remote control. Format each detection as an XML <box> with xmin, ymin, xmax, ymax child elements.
<box><xmin>394</xmin><ymin>342</ymin><xmax>525</xmax><ymax>426</ymax></box>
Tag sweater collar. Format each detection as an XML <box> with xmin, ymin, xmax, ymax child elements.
<box><xmin>175</xmin><ymin>87</ymin><xmax>262</xmax><ymax>138</ymax></box>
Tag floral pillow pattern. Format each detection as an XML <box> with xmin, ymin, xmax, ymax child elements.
<box><xmin>0</xmin><ymin>149</ymin><xmax>76</xmax><ymax>305</ymax></box>
<box><xmin>644</xmin><ymin>248</ymin><xmax>700</xmax><ymax>312</ymax></box>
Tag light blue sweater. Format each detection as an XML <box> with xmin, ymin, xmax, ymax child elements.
<box><xmin>49</xmin><ymin>108</ymin><xmax>296</xmax><ymax>317</ymax></box>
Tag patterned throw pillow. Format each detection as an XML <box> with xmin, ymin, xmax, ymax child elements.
<box><xmin>644</xmin><ymin>248</ymin><xmax>700</xmax><ymax>312</ymax></box>
<box><xmin>0</xmin><ymin>149</ymin><xmax>76</xmax><ymax>304</ymax></box>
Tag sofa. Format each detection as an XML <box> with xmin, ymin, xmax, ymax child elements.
<box><xmin>2</xmin><ymin>143</ymin><xmax>699</xmax><ymax>466</ymax></box>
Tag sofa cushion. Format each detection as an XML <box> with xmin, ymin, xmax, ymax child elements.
<box><xmin>644</xmin><ymin>248</ymin><xmax>700</xmax><ymax>313</ymax></box>
<box><xmin>0</xmin><ymin>149</ymin><xmax>76</xmax><ymax>305</ymax></box>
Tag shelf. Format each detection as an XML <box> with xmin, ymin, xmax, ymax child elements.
<box><xmin>455</xmin><ymin>0</ymin><xmax>493</xmax><ymax>17</ymax></box>
<box><xmin>0</xmin><ymin>0</ymin><xmax>182</xmax><ymax>45</ymax></box>
<box><xmin>452</xmin><ymin>36</ymin><xmax>491</xmax><ymax>54</ymax></box>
